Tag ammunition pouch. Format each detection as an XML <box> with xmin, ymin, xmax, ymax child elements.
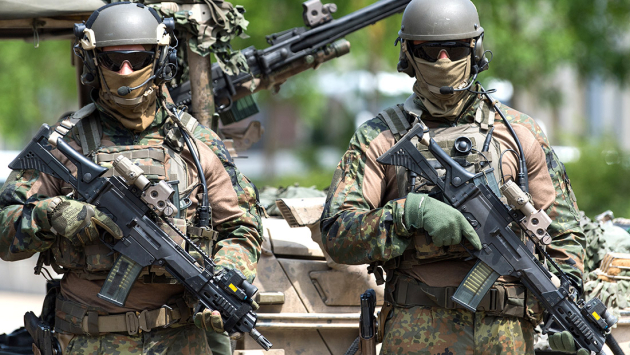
<box><xmin>54</xmin><ymin>295</ymin><xmax>193</xmax><ymax>336</ymax></box>
<box><xmin>384</xmin><ymin>275</ymin><xmax>526</xmax><ymax>318</ymax></box>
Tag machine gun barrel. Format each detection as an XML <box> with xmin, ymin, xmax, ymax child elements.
<box><xmin>170</xmin><ymin>0</ymin><xmax>411</xmax><ymax>123</ymax></box>
<box><xmin>376</xmin><ymin>123</ymin><xmax>619</xmax><ymax>354</ymax></box>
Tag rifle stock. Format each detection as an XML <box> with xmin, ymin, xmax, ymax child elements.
<box><xmin>377</xmin><ymin>123</ymin><xmax>619</xmax><ymax>354</ymax></box>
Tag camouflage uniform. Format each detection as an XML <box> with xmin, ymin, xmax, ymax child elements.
<box><xmin>0</xmin><ymin>96</ymin><xmax>263</xmax><ymax>354</ymax></box>
<box><xmin>321</xmin><ymin>94</ymin><xmax>585</xmax><ymax>354</ymax></box>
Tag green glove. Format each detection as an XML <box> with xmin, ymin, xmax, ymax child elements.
<box><xmin>194</xmin><ymin>309</ymin><xmax>225</xmax><ymax>333</ymax></box>
<box><xmin>46</xmin><ymin>197</ymin><xmax>122</xmax><ymax>245</ymax></box>
<box><xmin>404</xmin><ymin>193</ymin><xmax>482</xmax><ymax>250</ymax></box>
<box><xmin>548</xmin><ymin>331</ymin><xmax>589</xmax><ymax>355</ymax></box>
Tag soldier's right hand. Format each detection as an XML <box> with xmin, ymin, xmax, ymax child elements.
<box><xmin>44</xmin><ymin>197</ymin><xmax>123</xmax><ymax>245</ymax></box>
<box><xmin>403</xmin><ymin>193</ymin><xmax>482</xmax><ymax>250</ymax></box>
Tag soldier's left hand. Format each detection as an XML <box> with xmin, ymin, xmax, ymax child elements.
<box><xmin>548</xmin><ymin>331</ymin><xmax>589</xmax><ymax>355</ymax></box>
<box><xmin>194</xmin><ymin>309</ymin><xmax>225</xmax><ymax>333</ymax></box>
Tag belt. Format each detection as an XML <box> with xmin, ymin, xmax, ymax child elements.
<box><xmin>56</xmin><ymin>297</ymin><xmax>192</xmax><ymax>336</ymax></box>
<box><xmin>385</xmin><ymin>276</ymin><xmax>526</xmax><ymax>318</ymax></box>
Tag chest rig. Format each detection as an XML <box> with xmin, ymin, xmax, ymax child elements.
<box><xmin>377</xmin><ymin>95</ymin><xmax>503</xmax><ymax>267</ymax></box>
<box><xmin>43</xmin><ymin>104</ymin><xmax>218</xmax><ymax>281</ymax></box>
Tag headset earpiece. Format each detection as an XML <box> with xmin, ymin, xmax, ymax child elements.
<box><xmin>397</xmin><ymin>39</ymin><xmax>416</xmax><ymax>78</ymax></box>
<box><xmin>473</xmin><ymin>33</ymin><xmax>489</xmax><ymax>73</ymax></box>
<box><xmin>74</xmin><ymin>23</ymin><xmax>86</xmax><ymax>39</ymax></box>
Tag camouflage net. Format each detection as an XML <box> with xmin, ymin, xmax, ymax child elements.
<box><xmin>581</xmin><ymin>212</ymin><xmax>630</xmax><ymax>323</ymax></box>
<box><xmin>259</xmin><ymin>184</ymin><xmax>326</xmax><ymax>217</ymax></box>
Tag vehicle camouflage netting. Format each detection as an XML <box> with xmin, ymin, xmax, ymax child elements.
<box><xmin>146</xmin><ymin>0</ymin><xmax>250</xmax><ymax>85</ymax></box>
<box><xmin>259</xmin><ymin>184</ymin><xmax>327</xmax><ymax>217</ymax></box>
<box><xmin>582</xmin><ymin>212</ymin><xmax>630</xmax><ymax>322</ymax></box>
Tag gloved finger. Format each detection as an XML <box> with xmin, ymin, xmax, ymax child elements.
<box><xmin>577</xmin><ymin>349</ymin><xmax>589</xmax><ymax>355</ymax></box>
<box><xmin>548</xmin><ymin>333</ymin><xmax>560</xmax><ymax>351</ymax></box>
<box><xmin>210</xmin><ymin>310</ymin><xmax>224</xmax><ymax>333</ymax></box>
<box><xmin>92</xmin><ymin>209</ymin><xmax>123</xmax><ymax>239</ymax></box>
<box><xmin>194</xmin><ymin>309</ymin><xmax>211</xmax><ymax>330</ymax></box>
<box><xmin>462</xmin><ymin>224</ymin><xmax>482</xmax><ymax>250</ymax></box>
<box><xmin>560</xmin><ymin>331</ymin><xmax>576</xmax><ymax>352</ymax></box>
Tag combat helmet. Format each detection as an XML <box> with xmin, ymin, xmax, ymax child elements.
<box><xmin>73</xmin><ymin>2</ymin><xmax>177</xmax><ymax>87</ymax></box>
<box><xmin>396</xmin><ymin>0</ymin><xmax>489</xmax><ymax>76</ymax></box>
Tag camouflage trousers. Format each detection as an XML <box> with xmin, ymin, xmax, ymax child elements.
<box><xmin>380</xmin><ymin>306</ymin><xmax>535</xmax><ymax>355</ymax></box>
<box><xmin>60</xmin><ymin>325</ymin><xmax>212</xmax><ymax>355</ymax></box>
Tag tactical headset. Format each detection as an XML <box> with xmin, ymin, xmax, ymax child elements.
<box><xmin>73</xmin><ymin>2</ymin><xmax>178</xmax><ymax>90</ymax></box>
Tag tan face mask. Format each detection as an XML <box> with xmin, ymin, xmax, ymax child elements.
<box><xmin>98</xmin><ymin>64</ymin><xmax>158</xmax><ymax>132</ymax></box>
<box><xmin>410</xmin><ymin>54</ymin><xmax>472</xmax><ymax>119</ymax></box>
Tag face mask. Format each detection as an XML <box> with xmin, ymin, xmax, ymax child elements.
<box><xmin>98</xmin><ymin>64</ymin><xmax>158</xmax><ymax>132</ymax></box>
<box><xmin>410</xmin><ymin>54</ymin><xmax>472</xmax><ymax>119</ymax></box>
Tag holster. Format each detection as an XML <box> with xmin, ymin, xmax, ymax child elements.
<box><xmin>358</xmin><ymin>324</ymin><xmax>377</xmax><ymax>355</ymax></box>
<box><xmin>24</xmin><ymin>311</ymin><xmax>60</xmax><ymax>355</ymax></box>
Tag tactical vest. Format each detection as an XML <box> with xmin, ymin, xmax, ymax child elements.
<box><xmin>378</xmin><ymin>95</ymin><xmax>502</xmax><ymax>265</ymax></box>
<box><xmin>44</xmin><ymin>104</ymin><xmax>218</xmax><ymax>281</ymax></box>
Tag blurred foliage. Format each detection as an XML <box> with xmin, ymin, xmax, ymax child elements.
<box><xmin>0</xmin><ymin>40</ymin><xmax>77</xmax><ymax>148</ymax></box>
<box><xmin>565</xmin><ymin>139</ymin><xmax>630</xmax><ymax>219</ymax></box>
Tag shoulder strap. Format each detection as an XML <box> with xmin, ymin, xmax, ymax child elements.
<box><xmin>377</xmin><ymin>104</ymin><xmax>410</xmax><ymax>141</ymax></box>
<box><xmin>474</xmin><ymin>97</ymin><xmax>500</xmax><ymax>132</ymax></box>
<box><xmin>50</xmin><ymin>103</ymin><xmax>101</xmax><ymax>156</ymax></box>
<box><xmin>74</xmin><ymin>105</ymin><xmax>102</xmax><ymax>156</ymax></box>
<box><xmin>164</xmin><ymin>111</ymin><xmax>200</xmax><ymax>152</ymax></box>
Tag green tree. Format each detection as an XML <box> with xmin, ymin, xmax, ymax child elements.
<box><xmin>0</xmin><ymin>40</ymin><xmax>77</xmax><ymax>148</ymax></box>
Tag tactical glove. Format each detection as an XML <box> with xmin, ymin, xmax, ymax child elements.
<box><xmin>404</xmin><ymin>193</ymin><xmax>482</xmax><ymax>250</ymax></box>
<box><xmin>194</xmin><ymin>309</ymin><xmax>225</xmax><ymax>333</ymax></box>
<box><xmin>548</xmin><ymin>331</ymin><xmax>589</xmax><ymax>355</ymax></box>
<box><xmin>46</xmin><ymin>197</ymin><xmax>122</xmax><ymax>245</ymax></box>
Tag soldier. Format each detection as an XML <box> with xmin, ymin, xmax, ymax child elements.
<box><xmin>321</xmin><ymin>0</ymin><xmax>587</xmax><ymax>354</ymax></box>
<box><xmin>0</xmin><ymin>2</ymin><xmax>263</xmax><ymax>354</ymax></box>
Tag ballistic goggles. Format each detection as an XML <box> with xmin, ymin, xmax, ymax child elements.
<box><xmin>97</xmin><ymin>50</ymin><xmax>155</xmax><ymax>72</ymax></box>
<box><xmin>409</xmin><ymin>41</ymin><xmax>472</xmax><ymax>62</ymax></box>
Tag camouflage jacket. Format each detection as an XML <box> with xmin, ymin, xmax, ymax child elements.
<box><xmin>321</xmin><ymin>93</ymin><xmax>585</xmax><ymax>282</ymax></box>
<box><xmin>0</xmin><ymin>99</ymin><xmax>263</xmax><ymax>312</ymax></box>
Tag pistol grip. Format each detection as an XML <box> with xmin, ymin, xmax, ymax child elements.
<box><xmin>452</xmin><ymin>260</ymin><xmax>499</xmax><ymax>312</ymax></box>
<box><xmin>98</xmin><ymin>254</ymin><xmax>143</xmax><ymax>307</ymax></box>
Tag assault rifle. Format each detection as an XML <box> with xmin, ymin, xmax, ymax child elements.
<box><xmin>169</xmin><ymin>0</ymin><xmax>411</xmax><ymax>125</ymax></box>
<box><xmin>377</xmin><ymin>123</ymin><xmax>621</xmax><ymax>354</ymax></box>
<box><xmin>9</xmin><ymin>125</ymin><xmax>272</xmax><ymax>351</ymax></box>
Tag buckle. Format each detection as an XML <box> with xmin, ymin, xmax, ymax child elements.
<box><xmin>125</xmin><ymin>312</ymin><xmax>139</xmax><ymax>335</ymax></box>
<box><xmin>138</xmin><ymin>310</ymin><xmax>150</xmax><ymax>333</ymax></box>
<box><xmin>161</xmin><ymin>304</ymin><xmax>178</xmax><ymax>328</ymax></box>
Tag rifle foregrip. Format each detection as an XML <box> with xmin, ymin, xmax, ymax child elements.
<box><xmin>452</xmin><ymin>260</ymin><xmax>499</xmax><ymax>312</ymax></box>
<box><xmin>98</xmin><ymin>254</ymin><xmax>143</xmax><ymax>307</ymax></box>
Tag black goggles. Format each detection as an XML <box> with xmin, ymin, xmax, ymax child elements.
<box><xmin>97</xmin><ymin>50</ymin><xmax>155</xmax><ymax>72</ymax></box>
<box><xmin>409</xmin><ymin>41</ymin><xmax>472</xmax><ymax>62</ymax></box>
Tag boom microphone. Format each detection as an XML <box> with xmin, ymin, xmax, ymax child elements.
<box><xmin>439</xmin><ymin>71</ymin><xmax>479</xmax><ymax>95</ymax></box>
<box><xmin>117</xmin><ymin>75</ymin><xmax>156</xmax><ymax>96</ymax></box>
